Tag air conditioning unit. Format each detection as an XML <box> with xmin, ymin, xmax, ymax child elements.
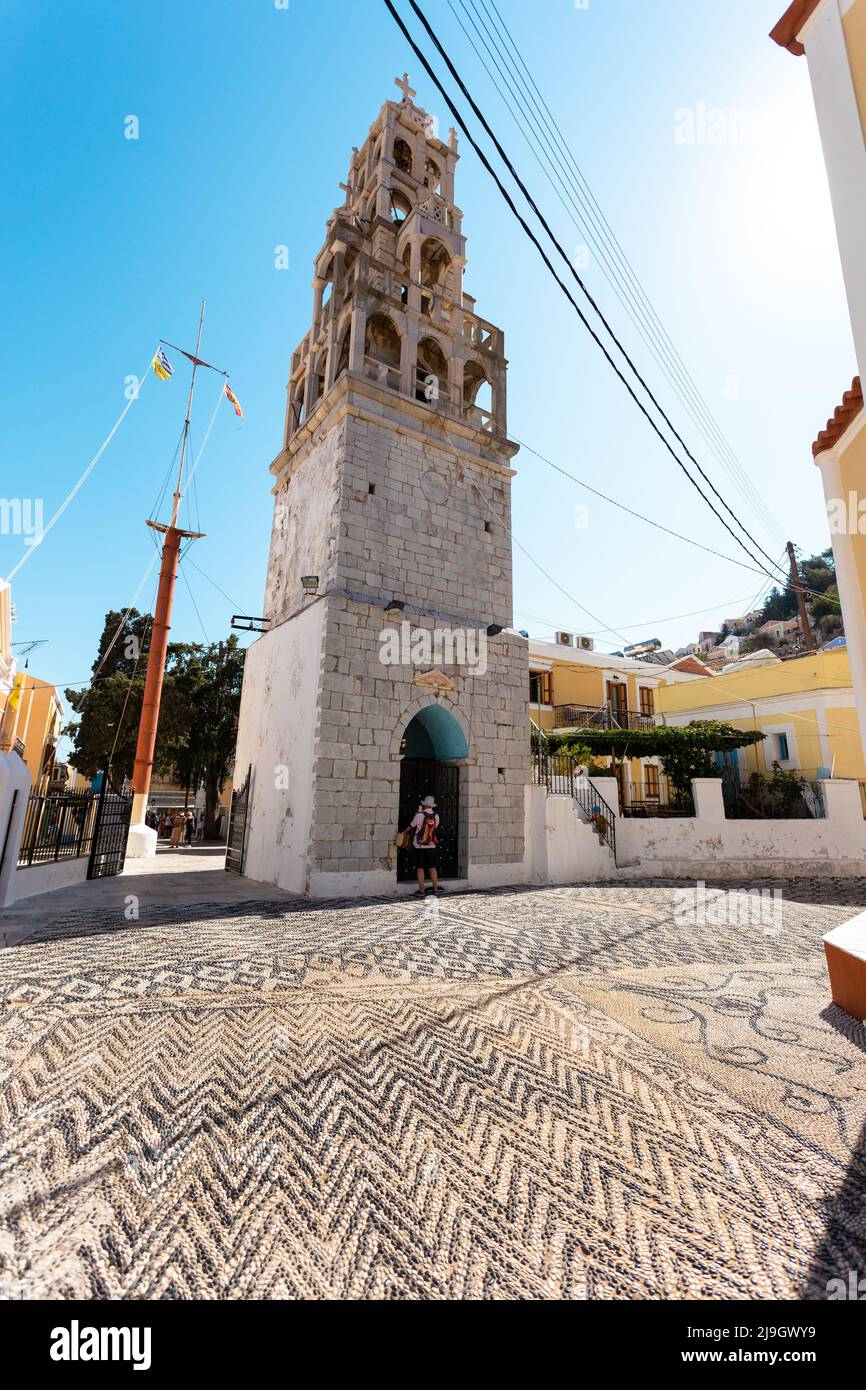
<box><xmin>578</xmin><ymin>635</ymin><xmax>594</xmax><ymax>652</ymax></box>
<box><xmin>555</xmin><ymin>630</ymin><xmax>575</xmax><ymax>647</ymax></box>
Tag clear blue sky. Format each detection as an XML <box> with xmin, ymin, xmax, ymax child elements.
<box><xmin>1</xmin><ymin>0</ymin><xmax>856</xmax><ymax>743</ymax></box>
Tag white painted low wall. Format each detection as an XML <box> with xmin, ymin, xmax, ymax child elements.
<box><xmin>523</xmin><ymin>784</ymin><xmax>615</xmax><ymax>884</ymax></box>
<box><xmin>616</xmin><ymin>778</ymin><xmax>866</xmax><ymax>879</ymax></box>
<box><xmin>0</xmin><ymin>751</ymin><xmax>32</xmax><ymax>909</ymax></box>
<box><xmin>12</xmin><ymin>856</ymin><xmax>89</xmax><ymax>902</ymax></box>
<box><xmin>233</xmin><ymin>602</ymin><xmax>324</xmax><ymax>896</ymax></box>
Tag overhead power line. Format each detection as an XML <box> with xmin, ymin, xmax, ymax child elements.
<box><xmin>449</xmin><ymin>0</ymin><xmax>787</xmax><ymax>550</ymax></box>
<box><xmin>387</xmin><ymin>0</ymin><xmax>788</xmax><ymax>586</ymax></box>
<box><xmin>512</xmin><ymin>435</ymin><xmax>773</xmax><ymax>578</ymax></box>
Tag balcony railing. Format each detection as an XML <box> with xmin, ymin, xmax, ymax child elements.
<box><xmin>363</xmin><ymin>355</ymin><xmax>401</xmax><ymax>392</ymax></box>
<box><xmin>551</xmin><ymin>704</ymin><xmax>656</xmax><ymax>731</ymax></box>
<box><xmin>621</xmin><ymin>778</ymin><xmax>694</xmax><ymax>818</ymax></box>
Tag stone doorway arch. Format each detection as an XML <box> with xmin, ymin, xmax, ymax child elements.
<box><xmin>396</xmin><ymin>702</ymin><xmax>469</xmax><ymax>882</ymax></box>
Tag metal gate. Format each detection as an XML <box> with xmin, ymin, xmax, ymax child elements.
<box><xmin>87</xmin><ymin>770</ymin><xmax>133</xmax><ymax>880</ymax></box>
<box><xmin>397</xmin><ymin>760</ymin><xmax>460</xmax><ymax>882</ymax></box>
<box><xmin>225</xmin><ymin>764</ymin><xmax>251</xmax><ymax>874</ymax></box>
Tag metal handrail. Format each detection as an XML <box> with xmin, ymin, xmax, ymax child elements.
<box><xmin>531</xmin><ymin>749</ymin><xmax>617</xmax><ymax>861</ymax></box>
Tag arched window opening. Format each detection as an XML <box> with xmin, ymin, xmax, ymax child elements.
<box><xmin>463</xmin><ymin>360</ymin><xmax>492</xmax><ymax>424</ymax></box>
<box><xmin>292</xmin><ymin>376</ymin><xmax>306</xmax><ymax>433</ymax></box>
<box><xmin>424</xmin><ymin>158</ymin><xmax>442</xmax><ymax>193</ymax></box>
<box><xmin>335</xmin><ymin>325</ymin><xmax>350</xmax><ymax>380</ymax></box>
<box><xmin>365</xmin><ymin>313</ymin><xmax>401</xmax><ymax>368</ymax></box>
<box><xmin>390</xmin><ymin>189</ymin><xmax>412</xmax><ymax>224</ymax></box>
<box><xmin>420</xmin><ymin>237</ymin><xmax>450</xmax><ymax>291</ymax></box>
<box><xmin>312</xmin><ymin>354</ymin><xmax>326</xmax><ymax>405</ymax></box>
<box><xmin>415</xmin><ymin>336</ymin><xmax>448</xmax><ymax>404</ymax></box>
<box><xmin>393</xmin><ymin>137</ymin><xmax>413</xmax><ymax>174</ymax></box>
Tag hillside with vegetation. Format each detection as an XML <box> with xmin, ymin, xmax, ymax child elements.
<box><xmin>721</xmin><ymin>549</ymin><xmax>842</xmax><ymax>656</ymax></box>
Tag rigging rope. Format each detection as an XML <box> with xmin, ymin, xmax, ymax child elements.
<box><xmin>5</xmin><ymin>349</ymin><xmax>157</xmax><ymax>584</ymax></box>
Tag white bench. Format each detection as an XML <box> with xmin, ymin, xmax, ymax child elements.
<box><xmin>823</xmin><ymin>912</ymin><xmax>866</xmax><ymax>1020</ymax></box>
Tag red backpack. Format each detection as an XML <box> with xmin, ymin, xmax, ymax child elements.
<box><xmin>418</xmin><ymin>811</ymin><xmax>438</xmax><ymax>848</ymax></box>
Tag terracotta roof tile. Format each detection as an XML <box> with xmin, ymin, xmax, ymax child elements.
<box><xmin>770</xmin><ymin>0</ymin><xmax>822</xmax><ymax>56</ymax></box>
<box><xmin>813</xmin><ymin>377</ymin><xmax>864</xmax><ymax>457</ymax></box>
<box><xmin>666</xmin><ymin>655</ymin><xmax>715</xmax><ymax>677</ymax></box>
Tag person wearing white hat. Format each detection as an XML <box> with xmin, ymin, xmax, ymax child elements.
<box><xmin>404</xmin><ymin>794</ymin><xmax>442</xmax><ymax>896</ymax></box>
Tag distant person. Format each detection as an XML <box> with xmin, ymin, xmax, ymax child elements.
<box><xmin>185</xmin><ymin>812</ymin><xmax>195</xmax><ymax>846</ymax></box>
<box><xmin>404</xmin><ymin>794</ymin><xmax>442</xmax><ymax>897</ymax></box>
<box><xmin>170</xmin><ymin>812</ymin><xmax>185</xmax><ymax>848</ymax></box>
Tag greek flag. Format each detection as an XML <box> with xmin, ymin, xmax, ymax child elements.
<box><xmin>152</xmin><ymin>348</ymin><xmax>173</xmax><ymax>381</ymax></box>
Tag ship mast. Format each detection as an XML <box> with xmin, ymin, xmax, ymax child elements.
<box><xmin>129</xmin><ymin>301</ymin><xmax>219</xmax><ymax>838</ymax></box>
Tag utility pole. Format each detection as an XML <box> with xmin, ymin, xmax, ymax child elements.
<box><xmin>128</xmin><ymin>303</ymin><xmax>225</xmax><ymax>847</ymax></box>
<box><xmin>787</xmin><ymin>541</ymin><xmax>816</xmax><ymax>653</ymax></box>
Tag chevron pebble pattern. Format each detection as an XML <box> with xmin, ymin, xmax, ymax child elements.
<box><xmin>1</xmin><ymin>879</ymin><xmax>865</xmax><ymax>1300</ymax></box>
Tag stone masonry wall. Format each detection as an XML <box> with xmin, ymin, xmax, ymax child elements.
<box><xmin>308</xmin><ymin>596</ymin><xmax>528</xmax><ymax>879</ymax></box>
<box><xmin>264</xmin><ymin>422</ymin><xmax>345</xmax><ymax>627</ymax></box>
<box><xmin>335</xmin><ymin>406</ymin><xmax>515</xmax><ymax>628</ymax></box>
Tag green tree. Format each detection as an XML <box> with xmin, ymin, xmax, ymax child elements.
<box><xmin>63</xmin><ymin>609</ymin><xmax>191</xmax><ymax>781</ymax></box>
<box><xmin>171</xmin><ymin>637</ymin><xmax>245</xmax><ymax>838</ymax></box>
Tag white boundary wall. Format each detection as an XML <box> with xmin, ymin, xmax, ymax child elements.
<box><xmin>0</xmin><ymin>751</ymin><xmax>32</xmax><ymax>909</ymax></box>
<box><xmin>615</xmin><ymin>778</ymin><xmax>866</xmax><ymax>879</ymax></box>
<box><xmin>523</xmin><ymin>784</ymin><xmax>615</xmax><ymax>885</ymax></box>
<box><xmin>12</xmin><ymin>857</ymin><xmax>89</xmax><ymax>903</ymax></box>
<box><xmin>523</xmin><ymin>776</ymin><xmax>866</xmax><ymax>883</ymax></box>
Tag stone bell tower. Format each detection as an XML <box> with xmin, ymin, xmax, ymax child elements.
<box><xmin>233</xmin><ymin>76</ymin><xmax>529</xmax><ymax>897</ymax></box>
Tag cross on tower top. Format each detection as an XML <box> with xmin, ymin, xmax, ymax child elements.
<box><xmin>394</xmin><ymin>72</ymin><xmax>416</xmax><ymax>102</ymax></box>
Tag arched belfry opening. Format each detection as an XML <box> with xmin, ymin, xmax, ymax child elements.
<box><xmin>397</xmin><ymin>704</ymin><xmax>468</xmax><ymax>882</ymax></box>
<box><xmin>415</xmin><ymin>335</ymin><xmax>448</xmax><ymax>402</ymax></box>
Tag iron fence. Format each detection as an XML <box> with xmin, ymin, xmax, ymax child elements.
<box><xmin>17</xmin><ymin>789</ymin><xmax>99</xmax><ymax>867</ymax></box>
<box><xmin>722</xmin><ymin>778</ymin><xmax>826</xmax><ymax>820</ymax></box>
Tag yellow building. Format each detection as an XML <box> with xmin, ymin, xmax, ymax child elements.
<box><xmin>656</xmin><ymin>647</ymin><xmax>863</xmax><ymax>782</ymax></box>
<box><xmin>772</xmin><ymin>2</ymin><xmax>866</xmax><ymax>760</ymax></box>
<box><xmin>0</xmin><ymin>672</ymin><xmax>64</xmax><ymax>787</ymax></box>
<box><xmin>529</xmin><ymin>634</ymin><xmax>703</xmax><ymax>802</ymax></box>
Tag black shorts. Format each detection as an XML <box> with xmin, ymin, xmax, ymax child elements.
<box><xmin>412</xmin><ymin>847</ymin><xmax>440</xmax><ymax>873</ymax></box>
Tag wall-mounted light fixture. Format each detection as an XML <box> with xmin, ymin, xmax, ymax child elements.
<box><xmin>486</xmin><ymin>624</ymin><xmax>504</xmax><ymax>637</ymax></box>
<box><xmin>385</xmin><ymin>599</ymin><xmax>406</xmax><ymax>619</ymax></box>
<box><xmin>301</xmin><ymin>576</ymin><xmax>319</xmax><ymax>593</ymax></box>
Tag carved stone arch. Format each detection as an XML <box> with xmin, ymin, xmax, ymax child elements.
<box><xmin>389</xmin><ymin>187</ymin><xmax>412</xmax><ymax>224</ymax></box>
<box><xmin>463</xmin><ymin>356</ymin><xmax>491</xmax><ymax>407</ymax></box>
<box><xmin>364</xmin><ymin>311</ymin><xmax>401</xmax><ymax>368</ymax></box>
<box><xmin>334</xmin><ymin>311</ymin><xmax>352</xmax><ymax>380</ymax></box>
<box><xmin>290</xmin><ymin>373</ymin><xmax>306</xmax><ymax>434</ymax></box>
<box><xmin>424</xmin><ymin>156</ymin><xmax>442</xmax><ymax>193</ymax></box>
<box><xmin>415</xmin><ymin>334</ymin><xmax>449</xmax><ymax>402</ymax></box>
<box><xmin>311</xmin><ymin>350</ymin><xmax>326</xmax><ymax>404</ymax></box>
<box><xmin>393</xmin><ymin>134</ymin><xmax>413</xmax><ymax>175</ymax></box>
<box><xmin>390</xmin><ymin>695</ymin><xmax>471</xmax><ymax>764</ymax></box>
<box><xmin>419</xmin><ymin>236</ymin><xmax>451</xmax><ymax>290</ymax></box>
